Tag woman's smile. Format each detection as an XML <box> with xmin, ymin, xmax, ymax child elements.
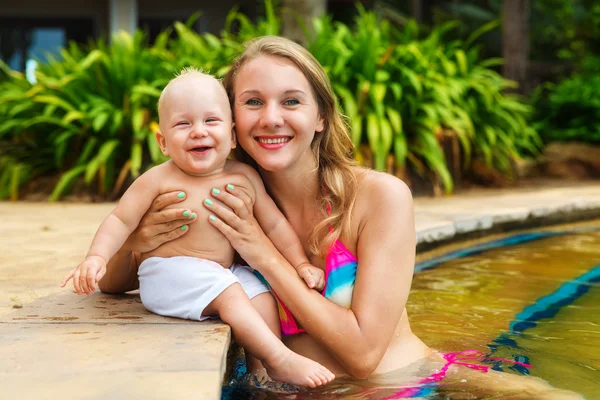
<box><xmin>255</xmin><ymin>136</ymin><xmax>293</xmax><ymax>149</ymax></box>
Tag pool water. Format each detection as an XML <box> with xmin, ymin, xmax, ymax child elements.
<box><xmin>223</xmin><ymin>227</ymin><xmax>600</xmax><ymax>399</ymax></box>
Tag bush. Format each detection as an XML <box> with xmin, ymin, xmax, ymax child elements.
<box><xmin>532</xmin><ymin>56</ymin><xmax>600</xmax><ymax>144</ymax></box>
<box><xmin>308</xmin><ymin>7</ymin><xmax>539</xmax><ymax>191</ymax></box>
<box><xmin>0</xmin><ymin>2</ymin><xmax>538</xmax><ymax>200</ymax></box>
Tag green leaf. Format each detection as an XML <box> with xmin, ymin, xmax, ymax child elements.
<box><xmin>132</xmin><ymin>84</ymin><xmax>162</xmax><ymax>99</ymax></box>
<box><xmin>380</xmin><ymin>118</ymin><xmax>393</xmax><ymax>155</ymax></box>
<box><xmin>63</xmin><ymin>111</ymin><xmax>86</xmax><ymax>124</ymax></box>
<box><xmin>366</xmin><ymin>113</ymin><xmax>380</xmax><ymax>151</ymax></box>
<box><xmin>85</xmin><ymin>140</ymin><xmax>120</xmax><ymax>183</ymax></box>
<box><xmin>394</xmin><ymin>135</ymin><xmax>407</xmax><ymax>166</ymax></box>
<box><xmin>371</xmin><ymin>83</ymin><xmax>387</xmax><ymax>103</ymax></box>
<box><xmin>33</xmin><ymin>95</ymin><xmax>76</xmax><ymax>112</ymax></box>
<box><xmin>130</xmin><ymin>142</ymin><xmax>143</xmax><ymax>177</ymax></box>
<box><xmin>455</xmin><ymin>50</ymin><xmax>468</xmax><ymax>75</ymax></box>
<box><xmin>92</xmin><ymin>112</ymin><xmax>110</xmax><ymax>132</ymax></box>
<box><xmin>465</xmin><ymin>19</ymin><xmax>501</xmax><ymax>49</ymax></box>
<box><xmin>351</xmin><ymin>115</ymin><xmax>363</xmax><ymax>147</ymax></box>
<box><xmin>49</xmin><ymin>165</ymin><xmax>86</xmax><ymax>202</ymax></box>
<box><xmin>132</xmin><ymin>108</ymin><xmax>144</xmax><ymax>135</ymax></box>
<box><xmin>386</xmin><ymin>107</ymin><xmax>403</xmax><ymax>135</ymax></box>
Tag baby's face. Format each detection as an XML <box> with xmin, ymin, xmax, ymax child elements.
<box><xmin>157</xmin><ymin>75</ymin><xmax>235</xmax><ymax>176</ymax></box>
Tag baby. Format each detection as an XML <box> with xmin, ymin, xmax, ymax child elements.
<box><xmin>61</xmin><ymin>68</ymin><xmax>334</xmax><ymax>388</ymax></box>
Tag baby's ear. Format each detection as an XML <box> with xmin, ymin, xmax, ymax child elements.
<box><xmin>230</xmin><ymin>123</ymin><xmax>237</xmax><ymax>149</ymax></box>
<box><xmin>155</xmin><ymin>130</ymin><xmax>169</xmax><ymax>156</ymax></box>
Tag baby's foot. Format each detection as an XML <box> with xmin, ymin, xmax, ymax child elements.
<box><xmin>263</xmin><ymin>350</ymin><xmax>335</xmax><ymax>388</ymax></box>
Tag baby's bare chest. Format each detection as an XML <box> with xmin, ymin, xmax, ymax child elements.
<box><xmin>159</xmin><ymin>171</ymin><xmax>254</xmax><ymax>213</ymax></box>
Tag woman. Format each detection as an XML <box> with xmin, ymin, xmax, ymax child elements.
<box><xmin>100</xmin><ymin>37</ymin><xmax>580</xmax><ymax>398</ymax></box>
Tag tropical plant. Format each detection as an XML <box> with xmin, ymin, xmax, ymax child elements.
<box><xmin>308</xmin><ymin>7</ymin><xmax>538</xmax><ymax>191</ymax></box>
<box><xmin>0</xmin><ymin>1</ymin><xmax>538</xmax><ymax>200</ymax></box>
<box><xmin>532</xmin><ymin>55</ymin><xmax>600</xmax><ymax>144</ymax></box>
<box><xmin>0</xmin><ymin>31</ymin><xmax>178</xmax><ymax>201</ymax></box>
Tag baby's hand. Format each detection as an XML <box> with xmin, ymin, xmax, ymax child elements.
<box><xmin>297</xmin><ymin>264</ymin><xmax>325</xmax><ymax>291</ymax></box>
<box><xmin>60</xmin><ymin>256</ymin><xmax>107</xmax><ymax>295</ymax></box>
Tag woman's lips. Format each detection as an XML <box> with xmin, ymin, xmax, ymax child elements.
<box><xmin>255</xmin><ymin>136</ymin><xmax>292</xmax><ymax>150</ymax></box>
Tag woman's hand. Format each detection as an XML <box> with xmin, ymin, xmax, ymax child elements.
<box><xmin>204</xmin><ymin>184</ymin><xmax>277</xmax><ymax>270</ymax></box>
<box><xmin>125</xmin><ymin>191</ymin><xmax>198</xmax><ymax>253</ymax></box>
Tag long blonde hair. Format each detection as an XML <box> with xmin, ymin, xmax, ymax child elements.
<box><xmin>223</xmin><ymin>36</ymin><xmax>358</xmax><ymax>256</ymax></box>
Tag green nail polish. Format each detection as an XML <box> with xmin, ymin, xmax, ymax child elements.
<box><xmin>212</xmin><ymin>188</ymin><xmax>221</xmax><ymax>195</ymax></box>
<box><xmin>178</xmin><ymin>192</ymin><xmax>186</xmax><ymax>199</ymax></box>
<box><xmin>209</xmin><ymin>215</ymin><xmax>216</xmax><ymax>221</ymax></box>
<box><xmin>183</xmin><ymin>211</ymin><xmax>190</xmax><ymax>217</ymax></box>
<box><xmin>227</xmin><ymin>184</ymin><xmax>234</xmax><ymax>190</ymax></box>
<box><xmin>204</xmin><ymin>199</ymin><xmax>213</xmax><ymax>206</ymax></box>
<box><xmin>190</xmin><ymin>213</ymin><xmax>197</xmax><ymax>219</ymax></box>
<box><xmin>181</xmin><ymin>225</ymin><xmax>188</xmax><ymax>231</ymax></box>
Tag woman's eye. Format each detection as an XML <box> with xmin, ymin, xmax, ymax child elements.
<box><xmin>284</xmin><ymin>99</ymin><xmax>300</xmax><ymax>106</ymax></box>
<box><xmin>246</xmin><ymin>99</ymin><xmax>261</xmax><ymax>106</ymax></box>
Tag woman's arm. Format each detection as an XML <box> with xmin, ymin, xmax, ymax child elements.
<box><xmin>99</xmin><ymin>191</ymin><xmax>198</xmax><ymax>294</ymax></box>
<box><xmin>206</xmin><ymin>173</ymin><xmax>416</xmax><ymax>378</ymax></box>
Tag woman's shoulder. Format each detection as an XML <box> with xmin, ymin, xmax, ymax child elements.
<box><xmin>351</xmin><ymin>167</ymin><xmax>414</xmax><ymax>218</ymax></box>
<box><xmin>353</xmin><ymin>167</ymin><xmax>412</xmax><ymax>201</ymax></box>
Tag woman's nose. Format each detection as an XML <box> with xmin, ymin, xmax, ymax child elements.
<box><xmin>260</xmin><ymin>102</ymin><xmax>284</xmax><ymax>130</ymax></box>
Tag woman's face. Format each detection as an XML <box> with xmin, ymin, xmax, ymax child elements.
<box><xmin>232</xmin><ymin>55</ymin><xmax>324</xmax><ymax>173</ymax></box>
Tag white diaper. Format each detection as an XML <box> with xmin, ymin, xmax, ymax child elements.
<box><xmin>138</xmin><ymin>256</ymin><xmax>270</xmax><ymax>321</ymax></box>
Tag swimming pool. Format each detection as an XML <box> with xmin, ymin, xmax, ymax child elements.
<box><xmin>223</xmin><ymin>224</ymin><xmax>600</xmax><ymax>399</ymax></box>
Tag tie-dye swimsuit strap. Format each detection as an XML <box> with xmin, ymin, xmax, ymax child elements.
<box><xmin>255</xmin><ymin>204</ymin><xmax>358</xmax><ymax>335</ymax></box>
<box><xmin>256</xmin><ymin>236</ymin><xmax>358</xmax><ymax>335</ymax></box>
<box><xmin>381</xmin><ymin>350</ymin><xmax>532</xmax><ymax>399</ymax></box>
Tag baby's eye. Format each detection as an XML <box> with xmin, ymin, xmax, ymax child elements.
<box><xmin>206</xmin><ymin>118</ymin><xmax>220</xmax><ymax>123</ymax></box>
<box><xmin>246</xmin><ymin>99</ymin><xmax>261</xmax><ymax>106</ymax></box>
<box><xmin>176</xmin><ymin>121</ymin><xmax>189</xmax><ymax>126</ymax></box>
<box><xmin>284</xmin><ymin>99</ymin><xmax>300</xmax><ymax>106</ymax></box>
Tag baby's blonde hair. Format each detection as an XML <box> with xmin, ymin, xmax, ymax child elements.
<box><xmin>224</xmin><ymin>37</ymin><xmax>358</xmax><ymax>257</ymax></box>
<box><xmin>157</xmin><ymin>67</ymin><xmax>212</xmax><ymax>114</ymax></box>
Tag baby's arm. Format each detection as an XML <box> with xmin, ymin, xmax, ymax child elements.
<box><xmin>61</xmin><ymin>167</ymin><xmax>162</xmax><ymax>294</ymax></box>
<box><xmin>234</xmin><ymin>164</ymin><xmax>325</xmax><ymax>290</ymax></box>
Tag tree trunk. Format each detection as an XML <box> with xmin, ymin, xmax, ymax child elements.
<box><xmin>281</xmin><ymin>0</ymin><xmax>327</xmax><ymax>46</ymax></box>
<box><xmin>502</xmin><ymin>0</ymin><xmax>530</xmax><ymax>94</ymax></box>
<box><xmin>411</xmin><ymin>0</ymin><xmax>423</xmax><ymax>23</ymax></box>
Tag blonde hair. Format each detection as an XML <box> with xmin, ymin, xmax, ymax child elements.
<box><xmin>158</xmin><ymin>67</ymin><xmax>208</xmax><ymax>112</ymax></box>
<box><xmin>223</xmin><ymin>36</ymin><xmax>358</xmax><ymax>256</ymax></box>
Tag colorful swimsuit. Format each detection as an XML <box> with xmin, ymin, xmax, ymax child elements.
<box><xmin>255</xmin><ymin>210</ymin><xmax>532</xmax><ymax>395</ymax></box>
<box><xmin>256</xmin><ymin>236</ymin><xmax>358</xmax><ymax>336</ymax></box>
<box><xmin>382</xmin><ymin>350</ymin><xmax>532</xmax><ymax>398</ymax></box>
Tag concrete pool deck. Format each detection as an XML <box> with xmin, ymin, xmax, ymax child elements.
<box><xmin>2</xmin><ymin>183</ymin><xmax>600</xmax><ymax>399</ymax></box>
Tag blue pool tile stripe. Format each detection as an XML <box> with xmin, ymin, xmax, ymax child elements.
<box><xmin>415</xmin><ymin>231</ymin><xmax>562</xmax><ymax>272</ymax></box>
<box><xmin>415</xmin><ymin>227</ymin><xmax>600</xmax><ymax>375</ymax></box>
<box><xmin>510</xmin><ymin>264</ymin><xmax>600</xmax><ymax>332</ymax></box>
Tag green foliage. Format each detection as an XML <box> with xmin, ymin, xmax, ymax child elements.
<box><xmin>532</xmin><ymin>56</ymin><xmax>600</xmax><ymax>144</ymax></box>
<box><xmin>308</xmin><ymin>7</ymin><xmax>538</xmax><ymax>191</ymax></box>
<box><xmin>431</xmin><ymin>0</ymin><xmax>600</xmax><ymax>64</ymax></box>
<box><xmin>0</xmin><ymin>1</ymin><xmax>538</xmax><ymax>199</ymax></box>
<box><xmin>531</xmin><ymin>0</ymin><xmax>600</xmax><ymax>62</ymax></box>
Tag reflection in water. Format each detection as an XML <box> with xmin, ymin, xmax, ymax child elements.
<box><xmin>223</xmin><ymin>228</ymin><xmax>600</xmax><ymax>399</ymax></box>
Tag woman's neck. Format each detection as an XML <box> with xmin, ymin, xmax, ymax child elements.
<box><xmin>259</xmin><ymin>161</ymin><xmax>320</xmax><ymax>215</ymax></box>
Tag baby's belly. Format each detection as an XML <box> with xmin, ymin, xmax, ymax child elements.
<box><xmin>141</xmin><ymin>226</ymin><xmax>235</xmax><ymax>268</ymax></box>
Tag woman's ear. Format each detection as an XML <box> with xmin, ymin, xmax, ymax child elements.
<box><xmin>315</xmin><ymin>113</ymin><xmax>325</xmax><ymax>133</ymax></box>
<box><xmin>155</xmin><ymin>131</ymin><xmax>169</xmax><ymax>156</ymax></box>
<box><xmin>230</xmin><ymin>123</ymin><xmax>237</xmax><ymax>149</ymax></box>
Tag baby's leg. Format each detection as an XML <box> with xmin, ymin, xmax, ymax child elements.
<box><xmin>245</xmin><ymin>292</ymin><xmax>281</xmax><ymax>373</ymax></box>
<box><xmin>204</xmin><ymin>283</ymin><xmax>334</xmax><ymax>388</ymax></box>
